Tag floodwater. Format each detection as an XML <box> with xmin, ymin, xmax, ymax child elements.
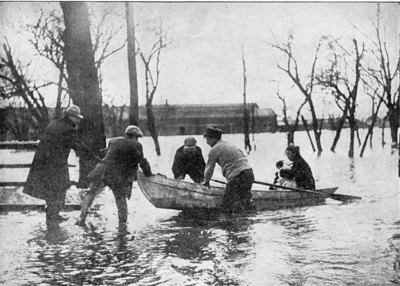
<box><xmin>0</xmin><ymin>130</ymin><xmax>399</xmax><ymax>285</ymax></box>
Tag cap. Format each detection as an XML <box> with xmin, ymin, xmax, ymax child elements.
<box><xmin>125</xmin><ymin>125</ymin><xmax>143</xmax><ymax>137</ymax></box>
<box><xmin>184</xmin><ymin>137</ymin><xmax>196</xmax><ymax>147</ymax></box>
<box><xmin>203</xmin><ymin>126</ymin><xmax>223</xmax><ymax>138</ymax></box>
<box><xmin>183</xmin><ymin>137</ymin><xmax>197</xmax><ymax>150</ymax></box>
<box><xmin>64</xmin><ymin>105</ymin><xmax>83</xmax><ymax>119</ymax></box>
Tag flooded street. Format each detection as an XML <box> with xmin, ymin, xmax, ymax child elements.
<box><xmin>0</xmin><ymin>130</ymin><xmax>399</xmax><ymax>285</ymax></box>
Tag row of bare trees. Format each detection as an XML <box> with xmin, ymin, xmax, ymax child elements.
<box><xmin>271</xmin><ymin>6</ymin><xmax>399</xmax><ymax>157</ymax></box>
<box><xmin>1</xmin><ymin>3</ymin><xmax>167</xmax><ymax>148</ymax></box>
<box><xmin>1</xmin><ymin>2</ymin><xmax>167</xmax><ymax>185</ymax></box>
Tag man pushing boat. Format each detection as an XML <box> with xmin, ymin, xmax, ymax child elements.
<box><xmin>202</xmin><ymin>127</ymin><xmax>255</xmax><ymax>213</ymax></box>
<box><xmin>76</xmin><ymin>125</ymin><xmax>152</xmax><ymax>226</ymax></box>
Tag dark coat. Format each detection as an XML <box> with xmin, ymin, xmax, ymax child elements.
<box><xmin>280</xmin><ymin>156</ymin><xmax>315</xmax><ymax>190</ymax></box>
<box><xmin>23</xmin><ymin>117</ymin><xmax>98</xmax><ymax>201</ymax></box>
<box><xmin>88</xmin><ymin>136</ymin><xmax>152</xmax><ymax>198</ymax></box>
<box><xmin>171</xmin><ymin>146</ymin><xmax>205</xmax><ymax>183</ymax></box>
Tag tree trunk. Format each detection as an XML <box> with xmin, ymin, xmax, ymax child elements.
<box><xmin>356</xmin><ymin>124</ymin><xmax>361</xmax><ymax>146</ymax></box>
<box><xmin>244</xmin><ymin>107</ymin><xmax>251</xmax><ymax>153</ymax></box>
<box><xmin>146</xmin><ymin>103</ymin><xmax>161</xmax><ymax>156</ymax></box>
<box><xmin>55</xmin><ymin>64</ymin><xmax>64</xmax><ymax>119</ymax></box>
<box><xmin>301</xmin><ymin>115</ymin><xmax>316</xmax><ymax>152</ymax></box>
<box><xmin>382</xmin><ymin>115</ymin><xmax>387</xmax><ymax>146</ymax></box>
<box><xmin>331</xmin><ymin>102</ymin><xmax>350</xmax><ymax>152</ymax></box>
<box><xmin>387</xmin><ymin>105</ymin><xmax>399</xmax><ymax>148</ymax></box>
<box><xmin>61</xmin><ymin>2</ymin><xmax>106</xmax><ymax>188</ymax></box>
<box><xmin>126</xmin><ymin>3</ymin><xmax>139</xmax><ymax>126</ymax></box>
<box><xmin>348</xmin><ymin>117</ymin><xmax>355</xmax><ymax>157</ymax></box>
<box><xmin>287</xmin><ymin>129</ymin><xmax>295</xmax><ymax>145</ymax></box>
<box><xmin>360</xmin><ymin>97</ymin><xmax>384</xmax><ymax>157</ymax></box>
<box><xmin>348</xmin><ymin>99</ymin><xmax>357</xmax><ymax>157</ymax></box>
<box><xmin>242</xmin><ymin>47</ymin><xmax>251</xmax><ymax>153</ymax></box>
<box><xmin>307</xmin><ymin>98</ymin><xmax>323</xmax><ymax>153</ymax></box>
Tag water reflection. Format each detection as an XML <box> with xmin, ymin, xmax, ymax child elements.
<box><xmin>349</xmin><ymin>159</ymin><xmax>355</xmax><ymax>181</ymax></box>
<box><xmin>255</xmin><ymin>209</ymin><xmax>318</xmax><ymax>285</ymax></box>
<box><xmin>20</xmin><ymin>212</ymin><xmax>256</xmax><ymax>285</ymax></box>
<box><xmin>161</xmin><ymin>212</ymin><xmax>254</xmax><ymax>285</ymax></box>
<box><xmin>389</xmin><ymin>226</ymin><xmax>400</xmax><ymax>284</ymax></box>
<box><xmin>269</xmin><ymin>210</ymin><xmax>317</xmax><ymax>238</ymax></box>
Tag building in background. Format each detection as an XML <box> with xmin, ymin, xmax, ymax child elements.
<box><xmin>0</xmin><ymin>103</ymin><xmax>278</xmax><ymax>140</ymax></box>
<box><xmin>137</xmin><ymin>103</ymin><xmax>278</xmax><ymax>136</ymax></box>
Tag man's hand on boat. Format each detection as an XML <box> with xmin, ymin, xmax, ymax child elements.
<box><xmin>202</xmin><ymin>181</ymin><xmax>210</xmax><ymax>187</ymax></box>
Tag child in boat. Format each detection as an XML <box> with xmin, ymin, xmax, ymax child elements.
<box><xmin>281</xmin><ymin>145</ymin><xmax>315</xmax><ymax>190</ymax></box>
<box><xmin>270</xmin><ymin>159</ymin><xmax>297</xmax><ymax>190</ymax></box>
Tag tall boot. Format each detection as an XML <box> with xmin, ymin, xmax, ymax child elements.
<box><xmin>76</xmin><ymin>182</ymin><xmax>101</xmax><ymax>226</ymax></box>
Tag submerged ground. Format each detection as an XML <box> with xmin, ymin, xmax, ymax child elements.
<box><xmin>0</xmin><ymin>130</ymin><xmax>399</xmax><ymax>285</ymax></box>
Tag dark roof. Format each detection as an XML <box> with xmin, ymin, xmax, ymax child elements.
<box><xmin>138</xmin><ymin>103</ymin><xmax>276</xmax><ymax>119</ymax></box>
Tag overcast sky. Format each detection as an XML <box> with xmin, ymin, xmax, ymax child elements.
<box><xmin>0</xmin><ymin>2</ymin><xmax>399</xmax><ymax>119</ymax></box>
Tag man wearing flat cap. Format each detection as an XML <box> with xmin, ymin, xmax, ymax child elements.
<box><xmin>172</xmin><ymin>137</ymin><xmax>205</xmax><ymax>183</ymax></box>
<box><xmin>203</xmin><ymin>126</ymin><xmax>254</xmax><ymax>213</ymax></box>
<box><xmin>23</xmin><ymin>105</ymin><xmax>101</xmax><ymax>225</ymax></box>
<box><xmin>76</xmin><ymin>125</ymin><xmax>152</xmax><ymax>226</ymax></box>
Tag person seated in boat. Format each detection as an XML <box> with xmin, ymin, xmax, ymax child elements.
<box><xmin>279</xmin><ymin>145</ymin><xmax>315</xmax><ymax>190</ymax></box>
<box><xmin>202</xmin><ymin>126</ymin><xmax>255</xmax><ymax>213</ymax></box>
<box><xmin>172</xmin><ymin>137</ymin><xmax>205</xmax><ymax>183</ymax></box>
<box><xmin>270</xmin><ymin>159</ymin><xmax>297</xmax><ymax>190</ymax></box>
<box><xmin>76</xmin><ymin>125</ymin><xmax>152</xmax><ymax>227</ymax></box>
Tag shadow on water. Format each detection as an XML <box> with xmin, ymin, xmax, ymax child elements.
<box><xmin>21</xmin><ymin>212</ymin><xmax>255</xmax><ymax>285</ymax></box>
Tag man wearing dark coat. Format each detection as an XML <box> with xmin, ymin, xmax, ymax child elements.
<box><xmin>171</xmin><ymin>137</ymin><xmax>205</xmax><ymax>183</ymax></box>
<box><xmin>76</xmin><ymin>125</ymin><xmax>152</xmax><ymax>226</ymax></box>
<box><xmin>23</xmin><ymin>105</ymin><xmax>101</xmax><ymax>223</ymax></box>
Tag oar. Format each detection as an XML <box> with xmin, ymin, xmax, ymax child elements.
<box><xmin>211</xmin><ymin>179</ymin><xmax>361</xmax><ymax>202</ymax></box>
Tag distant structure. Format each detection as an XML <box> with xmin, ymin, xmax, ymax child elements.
<box><xmin>137</xmin><ymin>103</ymin><xmax>278</xmax><ymax>136</ymax></box>
<box><xmin>0</xmin><ymin>103</ymin><xmax>278</xmax><ymax>140</ymax></box>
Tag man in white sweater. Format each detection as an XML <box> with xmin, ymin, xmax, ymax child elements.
<box><xmin>202</xmin><ymin>127</ymin><xmax>254</xmax><ymax>212</ymax></box>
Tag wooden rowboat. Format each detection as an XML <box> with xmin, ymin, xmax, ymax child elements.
<box><xmin>137</xmin><ymin>172</ymin><xmax>338</xmax><ymax>211</ymax></box>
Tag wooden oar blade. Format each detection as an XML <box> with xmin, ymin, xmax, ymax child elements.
<box><xmin>329</xmin><ymin>193</ymin><xmax>362</xmax><ymax>202</ymax></box>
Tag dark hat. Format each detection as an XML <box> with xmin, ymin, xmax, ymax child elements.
<box><xmin>184</xmin><ymin>137</ymin><xmax>196</xmax><ymax>146</ymax></box>
<box><xmin>125</xmin><ymin>125</ymin><xmax>143</xmax><ymax>137</ymax></box>
<box><xmin>64</xmin><ymin>105</ymin><xmax>83</xmax><ymax>119</ymax></box>
<box><xmin>203</xmin><ymin>127</ymin><xmax>223</xmax><ymax>138</ymax></box>
<box><xmin>183</xmin><ymin>137</ymin><xmax>197</xmax><ymax>151</ymax></box>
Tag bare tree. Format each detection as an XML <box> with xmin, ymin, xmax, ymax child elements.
<box><xmin>242</xmin><ymin>46</ymin><xmax>251</xmax><ymax>153</ymax></box>
<box><xmin>359</xmin><ymin>84</ymin><xmax>384</xmax><ymax>156</ymax></box>
<box><xmin>136</xmin><ymin>21</ymin><xmax>168</xmax><ymax>156</ymax></box>
<box><xmin>271</xmin><ymin>32</ymin><xmax>323</xmax><ymax>153</ymax></box>
<box><xmin>27</xmin><ymin>9</ymin><xmax>67</xmax><ymax>119</ymax></box>
<box><xmin>60</xmin><ymin>2</ymin><xmax>105</xmax><ymax>187</ymax></box>
<box><xmin>27</xmin><ymin>7</ymin><xmax>126</xmax><ymax>120</ymax></box>
<box><xmin>317</xmin><ymin>38</ymin><xmax>365</xmax><ymax>157</ymax></box>
<box><xmin>126</xmin><ymin>3</ymin><xmax>139</xmax><ymax>126</ymax></box>
<box><xmin>359</xmin><ymin>4</ymin><xmax>400</xmax><ymax>149</ymax></box>
<box><xmin>276</xmin><ymin>87</ymin><xmax>307</xmax><ymax>146</ymax></box>
<box><xmin>0</xmin><ymin>39</ymin><xmax>50</xmax><ymax>139</ymax></box>
<box><xmin>90</xmin><ymin>6</ymin><xmax>126</xmax><ymax>95</ymax></box>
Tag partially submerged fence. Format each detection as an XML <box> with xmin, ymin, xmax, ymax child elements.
<box><xmin>0</xmin><ymin>142</ymin><xmax>80</xmax><ymax>211</ymax></box>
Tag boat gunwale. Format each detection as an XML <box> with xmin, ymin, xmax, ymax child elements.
<box><xmin>138</xmin><ymin>172</ymin><xmax>337</xmax><ymax>198</ymax></box>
